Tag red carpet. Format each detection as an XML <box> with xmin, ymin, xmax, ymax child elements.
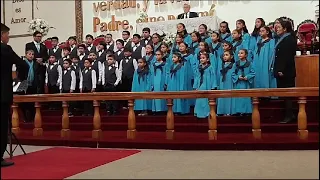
<box><xmin>1</xmin><ymin>147</ymin><xmax>140</xmax><ymax>179</ymax></box>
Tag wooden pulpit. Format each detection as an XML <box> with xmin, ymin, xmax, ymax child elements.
<box><xmin>295</xmin><ymin>54</ymin><xmax>319</xmax><ymax>87</ymax></box>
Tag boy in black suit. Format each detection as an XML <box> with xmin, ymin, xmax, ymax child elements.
<box><xmin>105</xmin><ymin>33</ymin><xmax>115</xmax><ymax>52</ymax></box>
<box><xmin>58</xmin><ymin>47</ymin><xmax>71</xmax><ymax>66</ymax></box>
<box><xmin>45</xmin><ymin>55</ymin><xmax>62</xmax><ymax>109</ymax></box>
<box><xmin>122</xmin><ymin>30</ymin><xmax>132</xmax><ymax>49</ymax></box>
<box><xmin>131</xmin><ymin>34</ymin><xmax>146</xmax><ymax>60</ymax></box>
<box><xmin>68</xmin><ymin>36</ymin><xmax>78</xmax><ymax>57</ymax></box>
<box><xmin>141</xmin><ymin>27</ymin><xmax>152</xmax><ymax>47</ymax></box>
<box><xmin>77</xmin><ymin>44</ymin><xmax>87</xmax><ymax>70</ymax></box>
<box><xmin>115</xmin><ymin>39</ymin><xmax>125</xmax><ymax>65</ymax></box>
<box><xmin>96</xmin><ymin>41</ymin><xmax>107</xmax><ymax>63</ymax></box>
<box><xmin>60</xmin><ymin>58</ymin><xmax>76</xmax><ymax>116</ymax></box>
<box><xmin>48</xmin><ymin>36</ymin><xmax>62</xmax><ymax>59</ymax></box>
<box><xmin>88</xmin><ymin>52</ymin><xmax>103</xmax><ymax>91</ymax></box>
<box><xmin>85</xmin><ymin>34</ymin><xmax>96</xmax><ymax>54</ymax></box>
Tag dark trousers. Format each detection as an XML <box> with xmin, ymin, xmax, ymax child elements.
<box><xmin>62</xmin><ymin>90</ymin><xmax>75</xmax><ymax>113</ymax></box>
<box><xmin>48</xmin><ymin>84</ymin><xmax>60</xmax><ymax>109</ymax></box>
<box><xmin>20</xmin><ymin>85</ymin><xmax>37</xmax><ymax>122</ymax></box>
<box><xmin>82</xmin><ymin>88</ymin><xmax>93</xmax><ymax>115</ymax></box>
<box><xmin>38</xmin><ymin>69</ymin><xmax>46</xmax><ymax>94</ymax></box>
<box><xmin>104</xmin><ymin>84</ymin><xmax>118</xmax><ymax>113</ymax></box>
<box><xmin>277</xmin><ymin>76</ymin><xmax>296</xmax><ymax>118</ymax></box>
<box><xmin>120</xmin><ymin>77</ymin><xmax>133</xmax><ymax>107</ymax></box>
<box><xmin>1</xmin><ymin>102</ymin><xmax>10</xmax><ymax>160</ymax></box>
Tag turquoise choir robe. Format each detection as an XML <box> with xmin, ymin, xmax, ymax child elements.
<box><xmin>182</xmin><ymin>53</ymin><xmax>196</xmax><ymax>106</ymax></box>
<box><xmin>252</xmin><ymin>38</ymin><xmax>277</xmax><ymax>88</ymax></box>
<box><xmin>166</xmin><ymin>63</ymin><xmax>190</xmax><ymax>114</ymax></box>
<box><xmin>210</xmin><ymin>42</ymin><xmax>224</xmax><ymax>73</ymax></box>
<box><xmin>183</xmin><ymin>34</ymin><xmax>192</xmax><ymax>47</ymax></box>
<box><xmin>248</xmin><ymin>35</ymin><xmax>261</xmax><ymax>62</ymax></box>
<box><xmin>189</xmin><ymin>42</ymin><xmax>200</xmax><ymax>55</ymax></box>
<box><xmin>193</xmin><ymin>64</ymin><xmax>217</xmax><ymax>118</ymax></box>
<box><xmin>217</xmin><ymin>62</ymin><xmax>235</xmax><ymax>115</ymax></box>
<box><xmin>232</xmin><ymin>40</ymin><xmax>247</xmax><ymax>62</ymax></box>
<box><xmin>272</xmin><ymin>32</ymin><xmax>280</xmax><ymax>43</ymax></box>
<box><xmin>144</xmin><ymin>54</ymin><xmax>156</xmax><ymax>69</ymax></box>
<box><xmin>220</xmin><ymin>33</ymin><xmax>233</xmax><ymax>43</ymax></box>
<box><xmin>216</xmin><ymin>54</ymin><xmax>224</xmax><ymax>88</ymax></box>
<box><xmin>153</xmin><ymin>43</ymin><xmax>161</xmax><ymax>52</ymax></box>
<box><xmin>231</xmin><ymin>60</ymin><xmax>255</xmax><ymax>114</ymax></box>
<box><xmin>163</xmin><ymin>53</ymin><xmax>171</xmax><ymax>66</ymax></box>
<box><xmin>151</xmin><ymin>61</ymin><xmax>168</xmax><ymax>112</ymax></box>
<box><xmin>132</xmin><ymin>68</ymin><xmax>152</xmax><ymax>111</ymax></box>
<box><xmin>192</xmin><ymin>52</ymin><xmax>216</xmax><ymax>74</ymax></box>
<box><xmin>200</xmin><ymin>34</ymin><xmax>210</xmax><ymax>43</ymax></box>
<box><xmin>241</xmin><ymin>32</ymin><xmax>251</xmax><ymax>49</ymax></box>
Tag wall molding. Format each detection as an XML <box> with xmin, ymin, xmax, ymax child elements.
<box><xmin>75</xmin><ymin>0</ymin><xmax>83</xmax><ymax>43</ymax></box>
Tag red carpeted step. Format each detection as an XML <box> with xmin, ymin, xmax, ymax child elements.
<box><xmin>13</xmin><ymin>130</ymin><xmax>319</xmax><ymax>150</ymax></box>
<box><xmin>19</xmin><ymin>122</ymin><xmax>319</xmax><ymax>133</ymax></box>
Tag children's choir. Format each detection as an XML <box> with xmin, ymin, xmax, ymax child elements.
<box><xmin>28</xmin><ymin>17</ymin><xmax>292</xmax><ymax>118</ymax></box>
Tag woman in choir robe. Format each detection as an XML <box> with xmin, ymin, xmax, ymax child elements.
<box><xmin>170</xmin><ymin>33</ymin><xmax>184</xmax><ymax>56</ymax></box>
<box><xmin>231</xmin><ymin>29</ymin><xmax>247</xmax><ymax>62</ymax></box>
<box><xmin>132</xmin><ymin>58</ymin><xmax>152</xmax><ymax>116</ymax></box>
<box><xmin>253</xmin><ymin>26</ymin><xmax>276</xmax><ymax>89</ymax></box>
<box><xmin>176</xmin><ymin>23</ymin><xmax>192</xmax><ymax>46</ymax></box>
<box><xmin>192</xmin><ymin>42</ymin><xmax>215</xmax><ymax>73</ymax></box>
<box><xmin>151</xmin><ymin>50</ymin><xmax>168</xmax><ymax>113</ymax></box>
<box><xmin>161</xmin><ymin>43</ymin><xmax>171</xmax><ymax>64</ymax></box>
<box><xmin>216</xmin><ymin>41</ymin><xmax>233</xmax><ymax>88</ymax></box>
<box><xmin>217</xmin><ymin>50</ymin><xmax>235</xmax><ymax>116</ymax></box>
<box><xmin>232</xmin><ymin>49</ymin><xmax>255</xmax><ymax>115</ymax></box>
<box><xmin>189</xmin><ymin>32</ymin><xmax>201</xmax><ymax>55</ymax></box>
<box><xmin>166</xmin><ymin>53</ymin><xmax>190</xmax><ymax>114</ymax></box>
<box><xmin>143</xmin><ymin>44</ymin><xmax>156</xmax><ymax>69</ymax></box>
<box><xmin>193</xmin><ymin>53</ymin><xmax>217</xmax><ymax>118</ymax></box>
<box><xmin>209</xmin><ymin>32</ymin><xmax>224</xmax><ymax>73</ymax></box>
<box><xmin>249</xmin><ymin>18</ymin><xmax>265</xmax><ymax>61</ymax></box>
<box><xmin>151</xmin><ymin>33</ymin><xmax>162</xmax><ymax>52</ymax></box>
<box><xmin>219</xmin><ymin>21</ymin><xmax>233</xmax><ymax>43</ymax></box>
<box><xmin>236</xmin><ymin>19</ymin><xmax>251</xmax><ymax>48</ymax></box>
<box><xmin>198</xmin><ymin>24</ymin><xmax>210</xmax><ymax>42</ymax></box>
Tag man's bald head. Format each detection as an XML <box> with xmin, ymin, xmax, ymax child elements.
<box><xmin>183</xmin><ymin>3</ymin><xmax>190</xmax><ymax>13</ymax></box>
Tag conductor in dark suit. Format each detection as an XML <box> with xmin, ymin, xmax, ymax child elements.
<box><xmin>273</xmin><ymin>19</ymin><xmax>297</xmax><ymax>124</ymax></box>
<box><xmin>1</xmin><ymin>23</ymin><xmax>29</xmax><ymax>167</ymax></box>
<box><xmin>25</xmin><ymin>31</ymin><xmax>48</xmax><ymax>94</ymax></box>
<box><xmin>177</xmin><ymin>3</ymin><xmax>199</xmax><ymax>19</ymax></box>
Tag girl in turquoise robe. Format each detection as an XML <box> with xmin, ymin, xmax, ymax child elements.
<box><xmin>232</xmin><ymin>49</ymin><xmax>255</xmax><ymax>114</ymax></box>
<box><xmin>170</xmin><ymin>33</ymin><xmax>184</xmax><ymax>56</ymax></box>
<box><xmin>160</xmin><ymin>43</ymin><xmax>171</xmax><ymax>66</ymax></box>
<box><xmin>209</xmin><ymin>32</ymin><xmax>224</xmax><ymax>73</ymax></box>
<box><xmin>190</xmin><ymin>32</ymin><xmax>201</xmax><ymax>55</ymax></box>
<box><xmin>151</xmin><ymin>50</ymin><xmax>168</xmax><ymax>113</ymax></box>
<box><xmin>192</xmin><ymin>42</ymin><xmax>215</xmax><ymax>75</ymax></box>
<box><xmin>217</xmin><ymin>50</ymin><xmax>235</xmax><ymax>116</ymax></box>
<box><xmin>249</xmin><ymin>18</ymin><xmax>265</xmax><ymax>62</ymax></box>
<box><xmin>199</xmin><ymin>24</ymin><xmax>210</xmax><ymax>43</ymax></box>
<box><xmin>176</xmin><ymin>23</ymin><xmax>192</xmax><ymax>46</ymax></box>
<box><xmin>252</xmin><ymin>26</ymin><xmax>277</xmax><ymax>89</ymax></box>
<box><xmin>232</xmin><ymin>29</ymin><xmax>248</xmax><ymax>62</ymax></box>
<box><xmin>193</xmin><ymin>53</ymin><xmax>217</xmax><ymax>118</ymax></box>
<box><xmin>166</xmin><ymin>53</ymin><xmax>190</xmax><ymax>114</ymax></box>
<box><xmin>143</xmin><ymin>44</ymin><xmax>156</xmax><ymax>69</ymax></box>
<box><xmin>235</xmin><ymin>19</ymin><xmax>251</xmax><ymax>49</ymax></box>
<box><xmin>132</xmin><ymin>58</ymin><xmax>152</xmax><ymax>115</ymax></box>
<box><xmin>219</xmin><ymin>21</ymin><xmax>233</xmax><ymax>43</ymax></box>
<box><xmin>216</xmin><ymin>41</ymin><xmax>233</xmax><ymax>88</ymax></box>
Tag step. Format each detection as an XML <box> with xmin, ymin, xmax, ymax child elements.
<box><xmin>13</xmin><ymin>130</ymin><xmax>319</xmax><ymax>150</ymax></box>
<box><xmin>19</xmin><ymin>122</ymin><xmax>319</xmax><ymax>133</ymax></box>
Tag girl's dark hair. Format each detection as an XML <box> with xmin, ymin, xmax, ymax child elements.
<box><xmin>223</xmin><ymin>41</ymin><xmax>233</xmax><ymax>50</ymax></box>
<box><xmin>191</xmin><ymin>31</ymin><xmax>201</xmax><ymax>43</ymax></box>
<box><xmin>232</xmin><ymin>29</ymin><xmax>243</xmax><ymax>40</ymax></box>
<box><xmin>219</xmin><ymin>21</ymin><xmax>231</xmax><ymax>34</ymax></box>
<box><xmin>199</xmin><ymin>41</ymin><xmax>210</xmax><ymax>53</ymax></box>
<box><xmin>172</xmin><ymin>52</ymin><xmax>182</xmax><ymax>63</ymax></box>
<box><xmin>236</xmin><ymin>19</ymin><xmax>249</xmax><ymax>33</ymax></box>
<box><xmin>179</xmin><ymin>42</ymin><xmax>189</xmax><ymax>53</ymax></box>
<box><xmin>160</xmin><ymin>42</ymin><xmax>170</xmax><ymax>53</ymax></box>
<box><xmin>239</xmin><ymin>48</ymin><xmax>248</xmax><ymax>55</ymax></box>
<box><xmin>177</xmin><ymin>23</ymin><xmax>188</xmax><ymax>36</ymax></box>
<box><xmin>152</xmin><ymin>33</ymin><xmax>162</xmax><ymax>42</ymax></box>
<box><xmin>146</xmin><ymin>44</ymin><xmax>154</xmax><ymax>54</ymax></box>
<box><xmin>211</xmin><ymin>31</ymin><xmax>221</xmax><ymax>42</ymax></box>
<box><xmin>260</xmin><ymin>26</ymin><xmax>273</xmax><ymax>39</ymax></box>
<box><xmin>278</xmin><ymin>18</ymin><xmax>296</xmax><ymax>38</ymax></box>
<box><xmin>199</xmin><ymin>24</ymin><xmax>208</xmax><ymax>34</ymax></box>
<box><xmin>156</xmin><ymin>50</ymin><xmax>163</xmax><ymax>56</ymax></box>
<box><xmin>223</xmin><ymin>50</ymin><xmax>235</xmax><ymax>63</ymax></box>
<box><xmin>252</xmin><ymin>18</ymin><xmax>266</xmax><ymax>37</ymax></box>
<box><xmin>139</xmin><ymin>58</ymin><xmax>149</xmax><ymax>71</ymax></box>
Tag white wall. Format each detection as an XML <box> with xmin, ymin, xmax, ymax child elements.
<box><xmin>1</xmin><ymin>1</ymin><xmax>76</xmax><ymax>56</ymax></box>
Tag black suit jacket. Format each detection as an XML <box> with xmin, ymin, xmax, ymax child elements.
<box><xmin>25</xmin><ymin>42</ymin><xmax>48</xmax><ymax>63</ymax></box>
<box><xmin>177</xmin><ymin>12</ymin><xmax>198</xmax><ymax>19</ymax></box>
<box><xmin>1</xmin><ymin>43</ymin><xmax>29</xmax><ymax>104</ymax></box>
<box><xmin>97</xmin><ymin>50</ymin><xmax>107</xmax><ymax>63</ymax></box>
<box><xmin>85</xmin><ymin>45</ymin><xmax>96</xmax><ymax>55</ymax></box>
<box><xmin>140</xmin><ymin>38</ymin><xmax>152</xmax><ymax>47</ymax></box>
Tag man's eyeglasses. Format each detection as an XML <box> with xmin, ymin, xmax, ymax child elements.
<box><xmin>35</xmin><ymin>36</ymin><xmax>42</xmax><ymax>38</ymax></box>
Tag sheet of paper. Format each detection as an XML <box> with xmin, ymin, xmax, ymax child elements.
<box><xmin>13</xmin><ymin>82</ymin><xmax>21</xmax><ymax>92</ymax></box>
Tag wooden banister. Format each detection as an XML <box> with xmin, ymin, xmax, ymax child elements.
<box><xmin>297</xmin><ymin>97</ymin><xmax>308</xmax><ymax>139</ymax></box>
<box><xmin>92</xmin><ymin>100</ymin><xmax>102</xmax><ymax>139</ymax></box>
<box><xmin>127</xmin><ymin>100</ymin><xmax>136</xmax><ymax>139</ymax></box>
<box><xmin>11</xmin><ymin>103</ymin><xmax>20</xmax><ymax>134</ymax></box>
<box><xmin>166</xmin><ymin>99</ymin><xmax>174</xmax><ymax>140</ymax></box>
<box><xmin>33</xmin><ymin>102</ymin><xmax>43</xmax><ymax>136</ymax></box>
<box><xmin>61</xmin><ymin>101</ymin><xmax>70</xmax><ymax>138</ymax></box>
<box><xmin>208</xmin><ymin>98</ymin><xmax>217</xmax><ymax>140</ymax></box>
<box><xmin>252</xmin><ymin>97</ymin><xmax>261</xmax><ymax>139</ymax></box>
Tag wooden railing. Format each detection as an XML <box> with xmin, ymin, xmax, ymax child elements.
<box><xmin>12</xmin><ymin>87</ymin><xmax>319</xmax><ymax>141</ymax></box>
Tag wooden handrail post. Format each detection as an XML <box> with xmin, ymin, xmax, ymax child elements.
<box><xmin>127</xmin><ymin>99</ymin><xmax>136</xmax><ymax>139</ymax></box>
<box><xmin>92</xmin><ymin>100</ymin><xmax>102</xmax><ymax>139</ymax></box>
<box><xmin>166</xmin><ymin>99</ymin><xmax>175</xmax><ymax>140</ymax></box>
<box><xmin>61</xmin><ymin>101</ymin><xmax>70</xmax><ymax>138</ymax></box>
<box><xmin>33</xmin><ymin>102</ymin><xmax>43</xmax><ymax>136</ymax></box>
<box><xmin>251</xmin><ymin>97</ymin><xmax>261</xmax><ymax>139</ymax></box>
<box><xmin>297</xmin><ymin>97</ymin><xmax>308</xmax><ymax>139</ymax></box>
<box><xmin>11</xmin><ymin>103</ymin><xmax>20</xmax><ymax>134</ymax></box>
<box><xmin>208</xmin><ymin>98</ymin><xmax>217</xmax><ymax>140</ymax></box>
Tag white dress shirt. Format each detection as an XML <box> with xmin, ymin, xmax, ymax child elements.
<box><xmin>70</xmin><ymin>45</ymin><xmax>76</xmax><ymax>52</ymax></box>
<box><xmin>184</xmin><ymin>12</ymin><xmax>190</xmax><ymax>19</ymax></box>
<box><xmin>91</xmin><ymin>60</ymin><xmax>103</xmax><ymax>83</ymax></box>
<box><xmin>101</xmin><ymin>64</ymin><xmax>122</xmax><ymax>86</ymax></box>
<box><xmin>79</xmin><ymin>53</ymin><xmax>86</xmax><ymax>61</ymax></box>
<box><xmin>106</xmin><ymin>42</ymin><xmax>113</xmax><ymax>50</ymax></box>
<box><xmin>98</xmin><ymin>49</ymin><xmax>104</xmax><ymax>57</ymax></box>
<box><xmin>119</xmin><ymin>57</ymin><xmax>138</xmax><ymax>74</ymax></box>
<box><xmin>79</xmin><ymin>68</ymin><xmax>97</xmax><ymax>89</ymax></box>
<box><xmin>87</xmin><ymin>44</ymin><xmax>93</xmax><ymax>51</ymax></box>
<box><xmin>132</xmin><ymin>42</ymin><xmax>146</xmax><ymax>58</ymax></box>
<box><xmin>45</xmin><ymin>62</ymin><xmax>63</xmax><ymax>85</ymax></box>
<box><xmin>60</xmin><ymin>68</ymin><xmax>76</xmax><ymax>91</ymax></box>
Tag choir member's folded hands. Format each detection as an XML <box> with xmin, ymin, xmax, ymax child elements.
<box><xmin>60</xmin><ymin>89</ymin><xmax>63</xmax><ymax>93</ymax></box>
<box><xmin>114</xmin><ymin>82</ymin><xmax>118</xmax><ymax>87</ymax></box>
<box><xmin>278</xmin><ymin>72</ymin><xmax>284</xmax><ymax>77</ymax></box>
<box><xmin>70</xmin><ymin>90</ymin><xmax>73</xmax><ymax>93</ymax></box>
<box><xmin>80</xmin><ymin>89</ymin><xmax>82</xmax><ymax>93</ymax></box>
<box><xmin>243</xmin><ymin>76</ymin><xmax>248</xmax><ymax>81</ymax></box>
<box><xmin>91</xmin><ymin>88</ymin><xmax>96</xmax><ymax>93</ymax></box>
<box><xmin>239</xmin><ymin>76</ymin><xmax>244</xmax><ymax>80</ymax></box>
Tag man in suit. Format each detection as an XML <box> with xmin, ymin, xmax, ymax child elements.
<box><xmin>177</xmin><ymin>3</ymin><xmax>198</xmax><ymax>19</ymax></box>
<box><xmin>85</xmin><ymin>34</ymin><xmax>96</xmax><ymax>54</ymax></box>
<box><xmin>105</xmin><ymin>33</ymin><xmax>115</xmax><ymax>52</ymax></box>
<box><xmin>68</xmin><ymin>36</ymin><xmax>78</xmax><ymax>57</ymax></box>
<box><xmin>140</xmin><ymin>27</ymin><xmax>152</xmax><ymax>47</ymax></box>
<box><xmin>48</xmin><ymin>36</ymin><xmax>62</xmax><ymax>60</ymax></box>
<box><xmin>122</xmin><ymin>31</ymin><xmax>132</xmax><ymax>50</ymax></box>
<box><xmin>1</xmin><ymin>23</ymin><xmax>29</xmax><ymax>167</ymax></box>
<box><xmin>25</xmin><ymin>31</ymin><xmax>48</xmax><ymax>94</ymax></box>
